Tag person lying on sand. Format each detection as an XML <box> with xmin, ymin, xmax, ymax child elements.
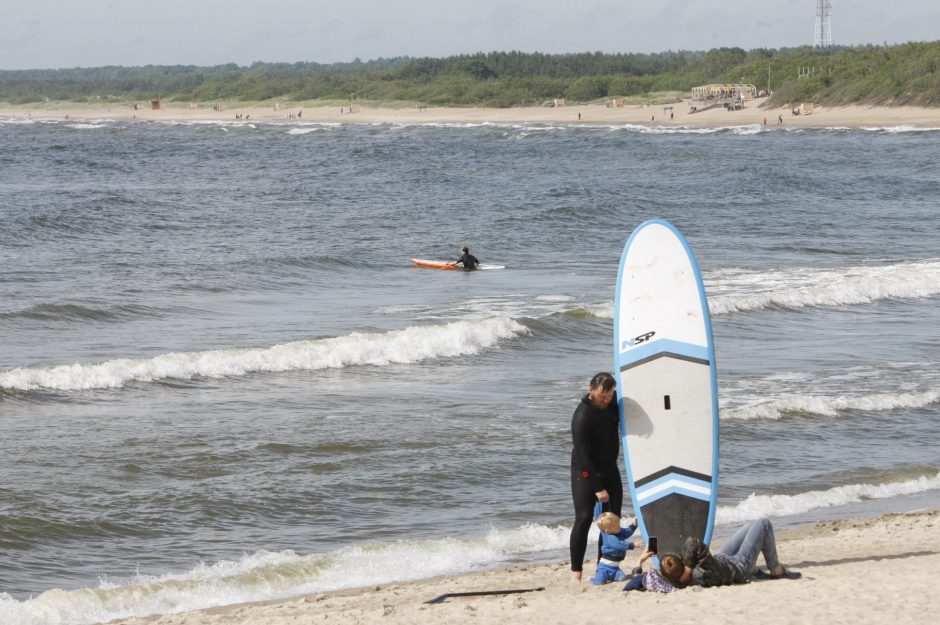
<box><xmin>658</xmin><ymin>517</ymin><xmax>801</xmax><ymax>589</ymax></box>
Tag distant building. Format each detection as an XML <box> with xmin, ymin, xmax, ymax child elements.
<box><xmin>689</xmin><ymin>84</ymin><xmax>757</xmax><ymax>112</ymax></box>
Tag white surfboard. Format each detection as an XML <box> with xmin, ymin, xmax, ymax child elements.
<box><xmin>614</xmin><ymin>220</ymin><xmax>719</xmax><ymax>560</ymax></box>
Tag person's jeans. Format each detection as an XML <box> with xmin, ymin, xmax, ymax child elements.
<box><xmin>716</xmin><ymin>517</ymin><xmax>781</xmax><ymax>577</ymax></box>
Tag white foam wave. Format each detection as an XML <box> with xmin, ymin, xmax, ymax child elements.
<box><xmin>861</xmin><ymin>125</ymin><xmax>939</xmax><ymax>133</ymax></box>
<box><xmin>0</xmin><ymin>317</ymin><xmax>527</xmax><ymax>392</ymax></box>
<box><xmin>286</xmin><ymin>127</ymin><xmax>321</xmax><ymax>135</ymax></box>
<box><xmin>709</xmin><ymin>258</ymin><xmax>940</xmax><ymax>314</ymax></box>
<box><xmin>716</xmin><ymin>472</ymin><xmax>940</xmax><ymax>524</ymax></box>
<box><xmin>65</xmin><ymin>123</ymin><xmax>107</xmax><ymax>130</ymax></box>
<box><xmin>492</xmin><ymin>258</ymin><xmax>940</xmax><ymax>323</ymax></box>
<box><xmin>722</xmin><ymin>387</ymin><xmax>940</xmax><ymax>420</ymax></box>
<box><xmin>602</xmin><ymin>123</ymin><xmax>764</xmax><ymax>135</ymax></box>
<box><xmin>0</xmin><ymin>523</ymin><xmax>569</xmax><ymax>625</ymax></box>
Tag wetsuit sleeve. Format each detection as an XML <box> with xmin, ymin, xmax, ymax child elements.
<box><xmin>571</xmin><ymin>405</ymin><xmax>603</xmax><ymax>492</ymax></box>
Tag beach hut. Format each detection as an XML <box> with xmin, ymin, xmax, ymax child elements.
<box><xmin>553</xmin><ymin>98</ymin><xmax>566</xmax><ymax>108</ymax></box>
<box><xmin>150</xmin><ymin>100</ymin><xmax>161</xmax><ymax>110</ymax></box>
<box><xmin>611</xmin><ymin>97</ymin><xmax>624</xmax><ymax>108</ymax></box>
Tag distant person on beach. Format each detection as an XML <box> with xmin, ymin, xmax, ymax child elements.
<box><xmin>657</xmin><ymin>517</ymin><xmax>801</xmax><ymax>589</ymax></box>
<box><xmin>589</xmin><ymin>511</ymin><xmax>641</xmax><ymax>585</ymax></box>
<box><xmin>451</xmin><ymin>247</ymin><xmax>479</xmax><ymax>271</ymax></box>
<box><xmin>569</xmin><ymin>372</ymin><xmax>622</xmax><ymax>582</ymax></box>
<box><xmin>778</xmin><ymin>114</ymin><xmax>783</xmax><ymax>125</ymax></box>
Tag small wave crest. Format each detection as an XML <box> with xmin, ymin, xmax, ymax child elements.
<box><xmin>0</xmin><ymin>317</ymin><xmax>528</xmax><ymax>392</ymax></box>
<box><xmin>0</xmin><ymin>523</ymin><xmax>569</xmax><ymax>625</ymax></box>
<box><xmin>716</xmin><ymin>471</ymin><xmax>940</xmax><ymax>524</ymax></box>
<box><xmin>860</xmin><ymin>125</ymin><xmax>940</xmax><ymax>134</ymax></box>
<box><xmin>722</xmin><ymin>386</ymin><xmax>940</xmax><ymax>420</ymax></box>
<box><xmin>601</xmin><ymin>123</ymin><xmax>763</xmax><ymax>135</ymax></box>
<box><xmin>709</xmin><ymin>258</ymin><xmax>940</xmax><ymax>314</ymax></box>
<box><xmin>543</xmin><ymin>258</ymin><xmax>940</xmax><ymax>321</ymax></box>
<box><xmin>0</xmin><ymin>303</ymin><xmax>167</xmax><ymax>325</ymax></box>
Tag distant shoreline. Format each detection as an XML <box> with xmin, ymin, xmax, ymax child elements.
<box><xmin>4</xmin><ymin>100</ymin><xmax>940</xmax><ymax>128</ymax></box>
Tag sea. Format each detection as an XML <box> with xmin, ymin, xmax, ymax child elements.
<box><xmin>1</xmin><ymin>115</ymin><xmax>939</xmax><ymax>625</ymax></box>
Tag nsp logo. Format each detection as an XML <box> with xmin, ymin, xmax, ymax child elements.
<box><xmin>621</xmin><ymin>330</ymin><xmax>655</xmax><ymax>351</ymax></box>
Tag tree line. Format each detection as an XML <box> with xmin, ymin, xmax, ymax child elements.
<box><xmin>2</xmin><ymin>42</ymin><xmax>938</xmax><ymax>107</ymax></box>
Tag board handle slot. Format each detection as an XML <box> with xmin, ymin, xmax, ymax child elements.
<box><xmin>664</xmin><ymin>395</ymin><xmax>671</xmax><ymax>410</ymax></box>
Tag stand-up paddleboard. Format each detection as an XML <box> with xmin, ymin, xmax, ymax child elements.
<box><xmin>614</xmin><ymin>220</ymin><xmax>718</xmax><ymax>562</ymax></box>
<box><xmin>409</xmin><ymin>258</ymin><xmax>505</xmax><ymax>270</ymax></box>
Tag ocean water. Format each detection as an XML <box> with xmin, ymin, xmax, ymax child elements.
<box><xmin>1</xmin><ymin>117</ymin><xmax>939</xmax><ymax>624</ymax></box>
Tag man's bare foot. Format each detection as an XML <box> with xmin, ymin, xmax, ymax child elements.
<box><xmin>570</xmin><ymin>571</ymin><xmax>582</xmax><ymax>582</ymax></box>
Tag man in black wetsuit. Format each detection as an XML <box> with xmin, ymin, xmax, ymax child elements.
<box><xmin>452</xmin><ymin>246</ymin><xmax>479</xmax><ymax>271</ymax></box>
<box><xmin>569</xmin><ymin>372</ymin><xmax>623</xmax><ymax>582</ymax></box>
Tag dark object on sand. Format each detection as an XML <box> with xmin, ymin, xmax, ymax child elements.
<box><xmin>424</xmin><ymin>587</ymin><xmax>546</xmax><ymax>604</ymax></box>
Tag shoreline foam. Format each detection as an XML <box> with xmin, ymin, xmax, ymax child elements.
<box><xmin>96</xmin><ymin>508</ymin><xmax>938</xmax><ymax>625</ymax></box>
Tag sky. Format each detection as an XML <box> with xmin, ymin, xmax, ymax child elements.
<box><xmin>2</xmin><ymin>0</ymin><xmax>939</xmax><ymax>70</ymax></box>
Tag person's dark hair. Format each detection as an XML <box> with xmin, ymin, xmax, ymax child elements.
<box><xmin>461</xmin><ymin>246</ymin><xmax>469</xmax><ymax>253</ymax></box>
<box><xmin>589</xmin><ymin>372</ymin><xmax>615</xmax><ymax>391</ymax></box>
<box><xmin>659</xmin><ymin>553</ymin><xmax>687</xmax><ymax>588</ymax></box>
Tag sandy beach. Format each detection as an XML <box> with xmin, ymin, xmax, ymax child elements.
<box><xmin>101</xmin><ymin>509</ymin><xmax>938</xmax><ymax>625</ymax></box>
<box><xmin>4</xmin><ymin>100</ymin><xmax>940</xmax><ymax>128</ymax></box>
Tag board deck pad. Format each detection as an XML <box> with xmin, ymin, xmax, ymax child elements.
<box><xmin>614</xmin><ymin>220</ymin><xmax>719</xmax><ymax>560</ymax></box>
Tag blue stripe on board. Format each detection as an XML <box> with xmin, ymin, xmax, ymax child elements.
<box><xmin>636</xmin><ymin>476</ymin><xmax>713</xmax><ymax>504</ymax></box>
<box><xmin>635</xmin><ymin>470</ymin><xmax>713</xmax><ymax>492</ymax></box>
<box><xmin>634</xmin><ymin>465</ymin><xmax>713</xmax><ymax>488</ymax></box>
<box><xmin>617</xmin><ymin>338</ymin><xmax>709</xmax><ymax>366</ymax></box>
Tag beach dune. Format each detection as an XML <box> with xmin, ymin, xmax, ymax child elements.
<box><xmin>105</xmin><ymin>509</ymin><xmax>939</xmax><ymax>625</ymax></box>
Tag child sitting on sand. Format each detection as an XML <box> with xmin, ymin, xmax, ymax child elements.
<box><xmin>590</xmin><ymin>512</ymin><xmax>642</xmax><ymax>585</ymax></box>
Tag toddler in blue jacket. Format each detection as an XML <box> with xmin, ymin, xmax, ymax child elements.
<box><xmin>590</xmin><ymin>511</ymin><xmax>642</xmax><ymax>585</ymax></box>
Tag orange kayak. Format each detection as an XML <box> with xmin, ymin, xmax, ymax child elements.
<box><xmin>409</xmin><ymin>258</ymin><xmax>505</xmax><ymax>270</ymax></box>
<box><xmin>410</xmin><ymin>258</ymin><xmax>458</xmax><ymax>270</ymax></box>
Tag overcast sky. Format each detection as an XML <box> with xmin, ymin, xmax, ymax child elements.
<box><xmin>2</xmin><ymin>1</ymin><xmax>938</xmax><ymax>70</ymax></box>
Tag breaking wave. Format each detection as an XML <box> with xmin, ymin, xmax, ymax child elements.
<box><xmin>0</xmin><ymin>317</ymin><xmax>528</xmax><ymax>392</ymax></box>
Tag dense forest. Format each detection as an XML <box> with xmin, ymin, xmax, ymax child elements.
<box><xmin>2</xmin><ymin>41</ymin><xmax>939</xmax><ymax>107</ymax></box>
